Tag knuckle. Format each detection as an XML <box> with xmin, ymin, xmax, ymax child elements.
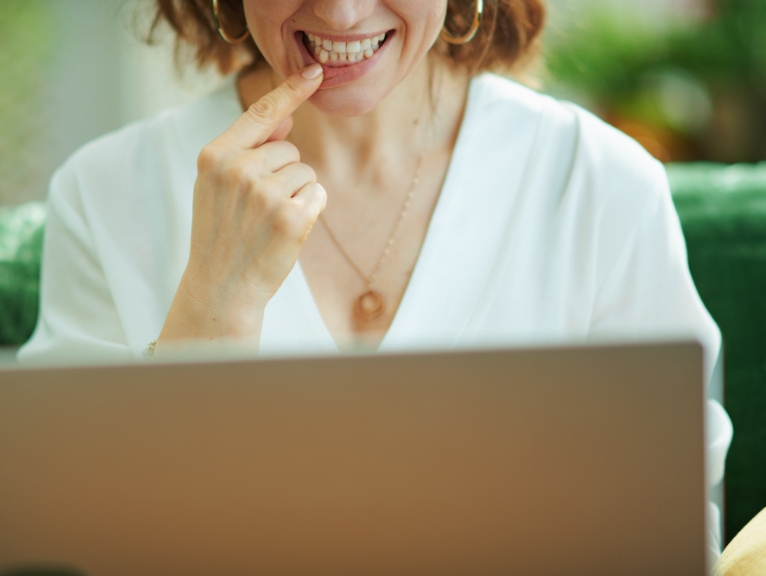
<box><xmin>197</xmin><ymin>144</ymin><xmax>224</xmax><ymax>172</ymax></box>
<box><xmin>300</xmin><ymin>163</ymin><xmax>318</xmax><ymax>183</ymax></box>
<box><xmin>290</xmin><ymin>183</ymin><xmax>325</xmax><ymax>224</ymax></box>
<box><xmin>227</xmin><ymin>157</ymin><xmax>260</xmax><ymax>189</ymax></box>
<box><xmin>284</xmin><ymin>163</ymin><xmax>315</xmax><ymax>187</ymax></box>
<box><xmin>224</xmin><ymin>163</ymin><xmax>277</xmax><ymax>215</ymax></box>
<box><xmin>263</xmin><ymin>140</ymin><xmax>300</xmax><ymax>164</ymax></box>
<box><xmin>246</xmin><ymin>98</ymin><xmax>276</xmax><ymax>123</ymax></box>
<box><xmin>282</xmin><ymin>141</ymin><xmax>301</xmax><ymax>161</ymax></box>
<box><xmin>314</xmin><ymin>182</ymin><xmax>328</xmax><ymax>209</ymax></box>
<box><xmin>284</xmin><ymin>76</ymin><xmax>302</xmax><ymax>94</ymax></box>
<box><xmin>305</xmin><ymin>183</ymin><xmax>327</xmax><ymax>216</ymax></box>
<box><xmin>285</xmin><ymin>82</ymin><xmax>305</xmax><ymax>104</ymax></box>
<box><xmin>272</xmin><ymin>208</ymin><xmax>300</xmax><ymax>237</ymax></box>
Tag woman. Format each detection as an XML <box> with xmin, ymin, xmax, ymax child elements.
<box><xmin>19</xmin><ymin>0</ymin><xmax>731</xmax><ymax>561</ymax></box>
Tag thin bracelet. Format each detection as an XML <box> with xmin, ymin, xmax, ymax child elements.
<box><xmin>142</xmin><ymin>340</ymin><xmax>157</xmax><ymax>361</ymax></box>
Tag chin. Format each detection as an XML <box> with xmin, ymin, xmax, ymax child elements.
<box><xmin>307</xmin><ymin>84</ymin><xmax>390</xmax><ymax>117</ymax></box>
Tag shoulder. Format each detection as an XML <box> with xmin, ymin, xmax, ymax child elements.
<box><xmin>464</xmin><ymin>74</ymin><xmax>680</xmax><ymax>296</ymax></box>
<box><xmin>52</xmin><ymin>78</ymin><xmax>241</xmax><ymax>205</ymax></box>
<box><xmin>467</xmin><ymin>73</ymin><xmax>669</xmax><ymax>211</ymax></box>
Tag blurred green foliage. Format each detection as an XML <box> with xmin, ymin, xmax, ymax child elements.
<box><xmin>0</xmin><ymin>202</ymin><xmax>45</xmax><ymax>345</ymax></box>
<box><xmin>0</xmin><ymin>2</ymin><xmax>57</xmax><ymax>205</ymax></box>
<box><xmin>545</xmin><ymin>0</ymin><xmax>766</xmax><ymax>162</ymax></box>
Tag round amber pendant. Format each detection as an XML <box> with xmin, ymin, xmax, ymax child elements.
<box><xmin>355</xmin><ymin>290</ymin><xmax>385</xmax><ymax>321</ymax></box>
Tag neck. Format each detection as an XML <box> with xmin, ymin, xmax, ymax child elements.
<box><xmin>237</xmin><ymin>56</ymin><xmax>469</xmax><ymax>188</ymax></box>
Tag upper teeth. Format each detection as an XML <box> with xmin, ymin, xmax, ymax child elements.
<box><xmin>306</xmin><ymin>32</ymin><xmax>386</xmax><ymax>64</ymax></box>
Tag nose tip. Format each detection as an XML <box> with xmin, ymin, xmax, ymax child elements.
<box><xmin>313</xmin><ymin>0</ymin><xmax>372</xmax><ymax>31</ymax></box>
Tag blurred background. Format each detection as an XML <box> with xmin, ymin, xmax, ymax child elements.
<box><xmin>0</xmin><ymin>0</ymin><xmax>222</xmax><ymax>206</ymax></box>
<box><xmin>1</xmin><ymin>0</ymin><xmax>764</xmax><ymax>206</ymax></box>
<box><xmin>545</xmin><ymin>0</ymin><xmax>766</xmax><ymax>164</ymax></box>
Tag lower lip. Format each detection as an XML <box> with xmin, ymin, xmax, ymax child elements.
<box><xmin>296</xmin><ymin>32</ymin><xmax>393</xmax><ymax>90</ymax></box>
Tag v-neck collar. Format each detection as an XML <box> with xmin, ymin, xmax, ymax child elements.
<box><xmin>360</xmin><ymin>76</ymin><xmax>483</xmax><ymax>352</ymax></box>
<box><xmin>262</xmin><ymin>73</ymin><xmax>545</xmax><ymax>356</ymax></box>
<box><xmin>290</xmin><ymin>75</ymin><xmax>485</xmax><ymax>354</ymax></box>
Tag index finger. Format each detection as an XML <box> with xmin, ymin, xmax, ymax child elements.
<box><xmin>218</xmin><ymin>64</ymin><xmax>324</xmax><ymax>150</ymax></box>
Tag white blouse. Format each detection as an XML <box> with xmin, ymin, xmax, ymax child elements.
<box><xmin>19</xmin><ymin>73</ymin><xmax>732</xmax><ymax>559</ymax></box>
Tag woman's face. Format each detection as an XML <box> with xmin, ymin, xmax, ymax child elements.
<box><xmin>242</xmin><ymin>0</ymin><xmax>447</xmax><ymax>116</ymax></box>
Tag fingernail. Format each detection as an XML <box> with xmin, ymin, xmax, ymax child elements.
<box><xmin>301</xmin><ymin>64</ymin><xmax>323</xmax><ymax>80</ymax></box>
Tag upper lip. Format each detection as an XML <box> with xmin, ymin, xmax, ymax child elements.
<box><xmin>300</xmin><ymin>30</ymin><xmax>390</xmax><ymax>43</ymax></box>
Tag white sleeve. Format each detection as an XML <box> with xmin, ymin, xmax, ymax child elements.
<box><xmin>590</xmin><ymin>170</ymin><xmax>720</xmax><ymax>380</ymax></box>
<box><xmin>588</xmin><ymin>167</ymin><xmax>733</xmax><ymax>560</ymax></box>
<box><xmin>17</xmin><ymin>164</ymin><xmax>134</xmax><ymax>365</ymax></box>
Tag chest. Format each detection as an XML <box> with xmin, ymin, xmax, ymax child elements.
<box><xmin>298</xmin><ymin>153</ymin><xmax>451</xmax><ymax>351</ymax></box>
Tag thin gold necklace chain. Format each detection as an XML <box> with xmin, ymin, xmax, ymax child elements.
<box><xmin>319</xmin><ymin>153</ymin><xmax>425</xmax><ymax>289</ymax></box>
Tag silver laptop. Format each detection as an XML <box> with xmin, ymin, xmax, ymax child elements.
<box><xmin>0</xmin><ymin>341</ymin><xmax>706</xmax><ymax>575</ymax></box>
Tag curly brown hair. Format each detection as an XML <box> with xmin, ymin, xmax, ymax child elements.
<box><xmin>149</xmin><ymin>0</ymin><xmax>546</xmax><ymax>77</ymax></box>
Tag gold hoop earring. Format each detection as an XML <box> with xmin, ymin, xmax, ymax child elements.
<box><xmin>440</xmin><ymin>0</ymin><xmax>484</xmax><ymax>45</ymax></box>
<box><xmin>212</xmin><ymin>0</ymin><xmax>250</xmax><ymax>44</ymax></box>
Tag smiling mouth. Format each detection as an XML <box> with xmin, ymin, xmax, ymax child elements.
<box><xmin>301</xmin><ymin>31</ymin><xmax>390</xmax><ymax>66</ymax></box>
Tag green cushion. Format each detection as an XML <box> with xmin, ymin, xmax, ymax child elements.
<box><xmin>668</xmin><ymin>162</ymin><xmax>766</xmax><ymax>543</ymax></box>
<box><xmin>1</xmin><ymin>163</ymin><xmax>765</xmax><ymax>543</ymax></box>
<box><xmin>0</xmin><ymin>201</ymin><xmax>45</xmax><ymax>345</ymax></box>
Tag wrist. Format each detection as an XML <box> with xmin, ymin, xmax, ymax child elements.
<box><xmin>159</xmin><ymin>272</ymin><xmax>267</xmax><ymax>345</ymax></box>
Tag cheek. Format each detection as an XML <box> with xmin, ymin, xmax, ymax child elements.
<box><xmin>242</xmin><ymin>1</ymin><xmax>301</xmax><ymax>71</ymax></box>
<box><xmin>399</xmin><ymin>3</ymin><xmax>447</xmax><ymax>66</ymax></box>
<box><xmin>397</xmin><ymin>4</ymin><xmax>447</xmax><ymax>73</ymax></box>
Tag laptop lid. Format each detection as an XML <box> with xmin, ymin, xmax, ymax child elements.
<box><xmin>0</xmin><ymin>342</ymin><xmax>706</xmax><ymax>575</ymax></box>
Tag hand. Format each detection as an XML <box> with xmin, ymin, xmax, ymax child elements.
<box><xmin>713</xmin><ymin>507</ymin><xmax>766</xmax><ymax>576</ymax></box>
<box><xmin>158</xmin><ymin>64</ymin><xmax>325</xmax><ymax>349</ymax></box>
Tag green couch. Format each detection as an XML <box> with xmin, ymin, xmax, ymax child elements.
<box><xmin>667</xmin><ymin>163</ymin><xmax>766</xmax><ymax>544</ymax></box>
<box><xmin>1</xmin><ymin>163</ymin><xmax>765</xmax><ymax>545</ymax></box>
